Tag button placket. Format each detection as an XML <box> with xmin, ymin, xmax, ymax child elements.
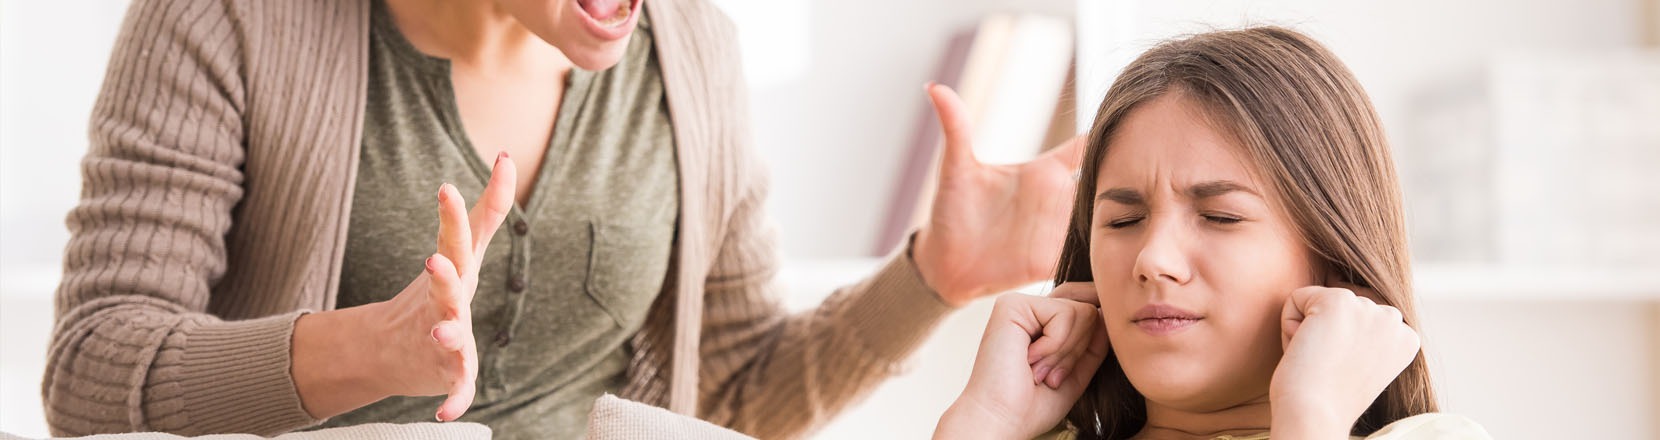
<box><xmin>501</xmin><ymin>217</ymin><xmax>532</xmax><ymax>348</ymax></box>
<box><xmin>485</xmin><ymin>212</ymin><xmax>533</xmax><ymax>396</ymax></box>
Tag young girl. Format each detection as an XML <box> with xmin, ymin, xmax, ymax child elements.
<box><xmin>930</xmin><ymin>27</ymin><xmax>1490</xmax><ymax>439</ymax></box>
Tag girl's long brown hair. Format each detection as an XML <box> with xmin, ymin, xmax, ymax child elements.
<box><xmin>1057</xmin><ymin>26</ymin><xmax>1437</xmax><ymax>439</ymax></box>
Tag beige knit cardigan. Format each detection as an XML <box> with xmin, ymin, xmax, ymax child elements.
<box><xmin>44</xmin><ymin>0</ymin><xmax>955</xmax><ymax>438</ymax></box>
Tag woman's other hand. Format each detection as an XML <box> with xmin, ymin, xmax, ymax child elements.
<box><xmin>292</xmin><ymin>154</ymin><xmax>516</xmax><ymax>422</ymax></box>
<box><xmin>935</xmin><ymin>284</ymin><xmax>1108</xmax><ymax>439</ymax></box>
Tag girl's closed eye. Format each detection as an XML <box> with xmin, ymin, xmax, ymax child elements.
<box><xmin>1103</xmin><ymin>215</ymin><xmax>1145</xmax><ymax>229</ymax></box>
<box><xmin>1201</xmin><ymin>212</ymin><xmax>1244</xmax><ymax>225</ymax></box>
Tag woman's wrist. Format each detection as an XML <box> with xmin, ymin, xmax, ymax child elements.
<box><xmin>291</xmin><ymin>302</ymin><xmax>395</xmax><ymax>419</ymax></box>
<box><xmin>912</xmin><ymin>228</ymin><xmax>976</xmax><ymax>307</ymax></box>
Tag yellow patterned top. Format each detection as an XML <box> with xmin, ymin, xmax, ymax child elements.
<box><xmin>1039</xmin><ymin>413</ymin><xmax>1491</xmax><ymax>440</ymax></box>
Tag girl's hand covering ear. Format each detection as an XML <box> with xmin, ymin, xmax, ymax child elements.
<box><xmin>935</xmin><ymin>290</ymin><xmax>1109</xmax><ymax>439</ymax></box>
<box><xmin>1270</xmin><ymin>283</ymin><xmax>1420</xmax><ymax>438</ymax></box>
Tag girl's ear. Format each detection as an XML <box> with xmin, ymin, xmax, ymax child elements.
<box><xmin>1319</xmin><ymin>264</ymin><xmax>1384</xmax><ymax>302</ymax></box>
<box><xmin>1325</xmin><ymin>265</ymin><xmax>1387</xmax><ymax>304</ymax></box>
<box><xmin>1313</xmin><ymin>257</ymin><xmax>1340</xmax><ymax>286</ymax></box>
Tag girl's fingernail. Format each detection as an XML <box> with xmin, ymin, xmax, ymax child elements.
<box><xmin>431</xmin><ymin>327</ymin><xmax>442</xmax><ymax>343</ymax></box>
<box><xmin>1032</xmin><ymin>365</ymin><xmax>1051</xmax><ymax>384</ymax></box>
<box><xmin>437</xmin><ymin>184</ymin><xmax>448</xmax><ymax>201</ymax></box>
<box><xmin>1048</xmin><ymin>368</ymin><xmax>1067</xmax><ymax>388</ymax></box>
<box><xmin>425</xmin><ymin>256</ymin><xmax>436</xmax><ymax>273</ymax></box>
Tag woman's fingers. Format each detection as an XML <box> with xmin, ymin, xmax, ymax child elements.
<box><xmin>425</xmin><ymin>253</ymin><xmax>467</xmax><ymax>317</ymax></box>
<box><xmin>431</xmin><ymin>319</ymin><xmax>470</xmax><ymax>352</ymax></box>
<box><xmin>469</xmin><ymin>154</ymin><xmax>517</xmax><ymax>257</ymax></box>
<box><xmin>422</xmin><ymin>253</ymin><xmax>477</xmax><ymax>422</ymax></box>
<box><xmin>925</xmin><ymin>83</ymin><xmax>979</xmax><ymax>170</ymax></box>
<box><xmin>434</xmin><ymin>345</ymin><xmax>477</xmax><ymax>422</ymax></box>
<box><xmin>436</xmin><ymin>184</ymin><xmax>474</xmax><ymax>273</ymax></box>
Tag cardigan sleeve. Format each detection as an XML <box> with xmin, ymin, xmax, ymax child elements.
<box><xmin>693</xmin><ymin>179</ymin><xmax>957</xmax><ymax>439</ymax></box>
<box><xmin>44</xmin><ymin>0</ymin><xmax>319</xmax><ymax>435</ymax></box>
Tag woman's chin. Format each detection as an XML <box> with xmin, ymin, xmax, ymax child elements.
<box><xmin>563</xmin><ymin>41</ymin><xmax>631</xmax><ymax>71</ymax></box>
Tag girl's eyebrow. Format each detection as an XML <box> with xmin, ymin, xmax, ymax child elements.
<box><xmin>1096</xmin><ymin>188</ymin><xmax>1143</xmax><ymax>205</ymax></box>
<box><xmin>1188</xmin><ymin>180</ymin><xmax>1260</xmax><ymax>200</ymax></box>
<box><xmin>1095</xmin><ymin>180</ymin><xmax>1261</xmax><ymax>206</ymax></box>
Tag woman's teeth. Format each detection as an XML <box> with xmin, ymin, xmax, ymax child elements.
<box><xmin>598</xmin><ymin>2</ymin><xmax>631</xmax><ymax>28</ymax></box>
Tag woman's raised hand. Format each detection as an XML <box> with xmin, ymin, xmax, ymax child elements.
<box><xmin>934</xmin><ymin>283</ymin><xmax>1108</xmax><ymax>439</ymax></box>
<box><xmin>291</xmin><ymin>154</ymin><xmax>516</xmax><ymax>422</ymax></box>
<box><xmin>913</xmin><ymin>83</ymin><xmax>1085</xmax><ymax>306</ymax></box>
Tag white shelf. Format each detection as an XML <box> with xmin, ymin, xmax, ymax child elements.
<box><xmin>1414</xmin><ymin>263</ymin><xmax>1660</xmax><ymax>302</ymax></box>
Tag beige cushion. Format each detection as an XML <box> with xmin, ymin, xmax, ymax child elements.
<box><xmin>586</xmin><ymin>394</ymin><xmax>752</xmax><ymax>440</ymax></box>
<box><xmin>0</xmin><ymin>423</ymin><xmax>490</xmax><ymax>440</ymax></box>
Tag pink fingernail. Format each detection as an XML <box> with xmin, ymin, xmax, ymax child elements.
<box><xmin>431</xmin><ymin>327</ymin><xmax>442</xmax><ymax>343</ymax></box>
<box><xmin>1032</xmin><ymin>365</ymin><xmax>1051</xmax><ymax>384</ymax></box>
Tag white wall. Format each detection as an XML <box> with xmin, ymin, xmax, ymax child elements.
<box><xmin>0</xmin><ymin>1</ymin><xmax>130</xmax><ymax>437</ymax></box>
<box><xmin>711</xmin><ymin>0</ymin><xmax>1076</xmax><ymax>259</ymax></box>
<box><xmin>0</xmin><ymin>0</ymin><xmax>128</xmax><ymax>270</ymax></box>
<box><xmin>1420</xmin><ymin>301</ymin><xmax>1659</xmax><ymax>439</ymax></box>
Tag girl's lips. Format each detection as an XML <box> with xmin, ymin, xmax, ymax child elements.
<box><xmin>1131</xmin><ymin>304</ymin><xmax>1203</xmax><ymax>336</ymax></box>
<box><xmin>575</xmin><ymin>0</ymin><xmax>642</xmax><ymax>41</ymax></box>
<box><xmin>1134</xmin><ymin>317</ymin><xmax>1201</xmax><ymax>335</ymax></box>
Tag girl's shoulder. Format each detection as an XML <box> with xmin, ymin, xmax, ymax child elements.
<box><xmin>1028</xmin><ymin>413</ymin><xmax>1488</xmax><ymax>440</ymax></box>
<box><xmin>1365</xmin><ymin>413</ymin><xmax>1492</xmax><ymax>440</ymax></box>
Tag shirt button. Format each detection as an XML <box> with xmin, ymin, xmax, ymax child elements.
<box><xmin>512</xmin><ymin>219</ymin><xmax>529</xmax><ymax>235</ymax></box>
<box><xmin>508</xmin><ymin>275</ymin><xmax>527</xmax><ymax>292</ymax></box>
<box><xmin>493</xmin><ymin>330</ymin><xmax>512</xmax><ymax>347</ymax></box>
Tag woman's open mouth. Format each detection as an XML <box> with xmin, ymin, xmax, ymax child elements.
<box><xmin>575</xmin><ymin>0</ymin><xmax>643</xmax><ymax>40</ymax></box>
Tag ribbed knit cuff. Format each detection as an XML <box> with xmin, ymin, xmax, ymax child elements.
<box><xmin>839</xmin><ymin>236</ymin><xmax>958</xmax><ymax>364</ymax></box>
<box><xmin>172</xmin><ymin>311</ymin><xmax>320</xmax><ymax>435</ymax></box>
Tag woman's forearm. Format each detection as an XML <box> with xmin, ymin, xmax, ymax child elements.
<box><xmin>291</xmin><ymin>302</ymin><xmax>395</xmax><ymax>419</ymax></box>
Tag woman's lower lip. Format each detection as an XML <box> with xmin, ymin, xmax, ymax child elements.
<box><xmin>1135</xmin><ymin>318</ymin><xmax>1201</xmax><ymax>335</ymax></box>
<box><xmin>577</xmin><ymin>0</ymin><xmax>640</xmax><ymax>41</ymax></box>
